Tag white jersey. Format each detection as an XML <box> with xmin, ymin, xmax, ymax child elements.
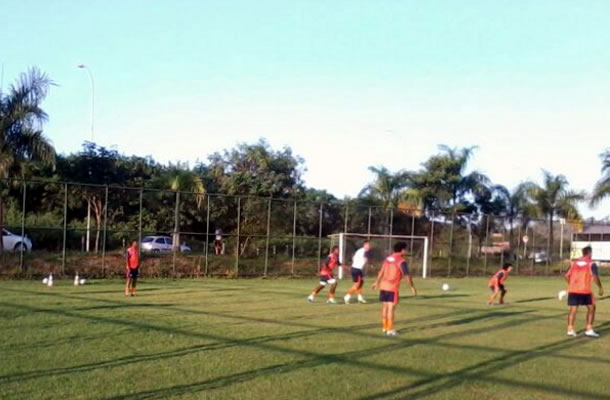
<box><xmin>351</xmin><ymin>248</ymin><xmax>368</xmax><ymax>270</ymax></box>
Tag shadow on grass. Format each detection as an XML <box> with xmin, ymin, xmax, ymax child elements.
<box><xmin>515</xmin><ymin>297</ymin><xmax>555</xmax><ymax>304</ymax></box>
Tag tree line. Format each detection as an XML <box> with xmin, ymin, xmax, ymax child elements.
<box><xmin>2</xmin><ymin>68</ymin><xmax>609</xmax><ymax>259</ymax></box>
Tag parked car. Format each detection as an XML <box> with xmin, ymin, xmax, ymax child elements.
<box><xmin>2</xmin><ymin>229</ymin><xmax>32</xmax><ymax>252</ymax></box>
<box><xmin>531</xmin><ymin>251</ymin><xmax>548</xmax><ymax>264</ymax></box>
<box><xmin>141</xmin><ymin>236</ymin><xmax>191</xmax><ymax>253</ymax></box>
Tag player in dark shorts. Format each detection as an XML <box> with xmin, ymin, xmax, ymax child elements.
<box><xmin>125</xmin><ymin>240</ymin><xmax>140</xmax><ymax>297</ymax></box>
<box><xmin>565</xmin><ymin>246</ymin><xmax>604</xmax><ymax>337</ymax></box>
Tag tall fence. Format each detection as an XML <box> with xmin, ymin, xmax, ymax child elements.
<box><xmin>0</xmin><ymin>179</ymin><xmax>608</xmax><ymax>278</ymax></box>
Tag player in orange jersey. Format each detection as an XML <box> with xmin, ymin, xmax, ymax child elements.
<box><xmin>308</xmin><ymin>246</ymin><xmax>342</xmax><ymax>304</ymax></box>
<box><xmin>125</xmin><ymin>240</ymin><xmax>140</xmax><ymax>297</ymax></box>
<box><xmin>565</xmin><ymin>246</ymin><xmax>604</xmax><ymax>338</ymax></box>
<box><xmin>487</xmin><ymin>263</ymin><xmax>513</xmax><ymax>305</ymax></box>
<box><xmin>372</xmin><ymin>242</ymin><xmax>417</xmax><ymax>336</ymax></box>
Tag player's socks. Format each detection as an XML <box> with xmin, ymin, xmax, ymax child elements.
<box><xmin>125</xmin><ymin>288</ymin><xmax>130</xmax><ymax>296</ymax></box>
<box><xmin>344</xmin><ymin>294</ymin><xmax>351</xmax><ymax>304</ymax></box>
<box><xmin>382</xmin><ymin>318</ymin><xmax>388</xmax><ymax>332</ymax></box>
<box><xmin>357</xmin><ymin>295</ymin><xmax>366</xmax><ymax>303</ymax></box>
<box><xmin>307</xmin><ymin>295</ymin><xmax>315</xmax><ymax>303</ymax></box>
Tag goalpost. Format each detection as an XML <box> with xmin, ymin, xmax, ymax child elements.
<box><xmin>329</xmin><ymin>233</ymin><xmax>429</xmax><ymax>279</ymax></box>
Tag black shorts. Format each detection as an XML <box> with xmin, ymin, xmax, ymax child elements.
<box><xmin>489</xmin><ymin>284</ymin><xmax>506</xmax><ymax>293</ymax></box>
<box><xmin>351</xmin><ymin>268</ymin><xmax>364</xmax><ymax>283</ymax></box>
<box><xmin>567</xmin><ymin>293</ymin><xmax>593</xmax><ymax>306</ymax></box>
<box><xmin>319</xmin><ymin>275</ymin><xmax>336</xmax><ymax>285</ymax></box>
<box><xmin>380</xmin><ymin>290</ymin><xmax>398</xmax><ymax>304</ymax></box>
<box><xmin>128</xmin><ymin>268</ymin><xmax>139</xmax><ymax>279</ymax></box>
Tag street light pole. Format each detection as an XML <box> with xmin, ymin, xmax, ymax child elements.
<box><xmin>77</xmin><ymin>64</ymin><xmax>95</xmax><ymax>142</ymax></box>
<box><xmin>77</xmin><ymin>64</ymin><xmax>95</xmax><ymax>252</ymax></box>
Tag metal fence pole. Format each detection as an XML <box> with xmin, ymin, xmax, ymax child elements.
<box><xmin>138</xmin><ymin>188</ymin><xmax>143</xmax><ymax>252</ymax></box>
<box><xmin>466</xmin><ymin>219</ymin><xmax>471</xmax><ymax>277</ymax></box>
<box><xmin>545</xmin><ymin>218</ymin><xmax>551</xmax><ymax>275</ymax></box>
<box><xmin>172</xmin><ymin>191</ymin><xmax>179</xmax><ymax>277</ymax></box>
<box><xmin>204</xmin><ymin>195</ymin><xmax>210</xmax><ymax>276</ymax></box>
<box><xmin>410</xmin><ymin>214</ymin><xmax>415</xmax><ymax>254</ymax></box>
<box><xmin>291</xmin><ymin>200</ymin><xmax>297</xmax><ymax>275</ymax></box>
<box><xmin>236</xmin><ymin>196</ymin><xmax>241</xmax><ymax>276</ymax></box>
<box><xmin>483</xmin><ymin>215</ymin><xmax>490</xmax><ymax>275</ymax></box>
<box><xmin>429</xmin><ymin>217</ymin><xmax>435</xmax><ymax>278</ymax></box>
<box><xmin>388</xmin><ymin>208</ymin><xmax>393</xmax><ymax>254</ymax></box>
<box><xmin>19</xmin><ymin>182</ymin><xmax>26</xmax><ymax>272</ymax></box>
<box><xmin>61</xmin><ymin>183</ymin><xmax>68</xmax><ymax>275</ymax></box>
<box><xmin>516</xmin><ymin>224</ymin><xmax>522</xmax><ymax>274</ymax></box>
<box><xmin>101</xmin><ymin>185</ymin><xmax>108</xmax><ymax>276</ymax></box>
<box><xmin>531</xmin><ymin>226</ymin><xmax>536</xmax><ymax>271</ymax></box>
<box><xmin>317</xmin><ymin>202</ymin><xmax>323</xmax><ymax>268</ymax></box>
<box><xmin>264</xmin><ymin>198</ymin><xmax>271</xmax><ymax>276</ymax></box>
<box><xmin>367</xmin><ymin>207</ymin><xmax>372</xmax><ymax>238</ymax></box>
<box><xmin>447</xmin><ymin>212</ymin><xmax>455</xmax><ymax>277</ymax></box>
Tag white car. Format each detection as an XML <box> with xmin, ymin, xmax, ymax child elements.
<box><xmin>141</xmin><ymin>236</ymin><xmax>191</xmax><ymax>253</ymax></box>
<box><xmin>2</xmin><ymin>229</ymin><xmax>32</xmax><ymax>251</ymax></box>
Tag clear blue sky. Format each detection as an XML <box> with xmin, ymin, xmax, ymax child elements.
<box><xmin>2</xmin><ymin>0</ymin><xmax>610</xmax><ymax>217</ymax></box>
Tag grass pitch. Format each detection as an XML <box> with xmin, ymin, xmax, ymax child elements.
<box><xmin>1</xmin><ymin>277</ymin><xmax>609</xmax><ymax>400</ymax></box>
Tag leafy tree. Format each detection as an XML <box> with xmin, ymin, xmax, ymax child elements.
<box><xmin>591</xmin><ymin>149</ymin><xmax>610</xmax><ymax>207</ymax></box>
<box><xmin>0</xmin><ymin>67</ymin><xmax>56</xmax><ymax>251</ymax></box>
<box><xmin>522</xmin><ymin>171</ymin><xmax>585</xmax><ymax>261</ymax></box>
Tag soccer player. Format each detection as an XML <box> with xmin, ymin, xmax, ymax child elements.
<box><xmin>372</xmin><ymin>242</ymin><xmax>417</xmax><ymax>336</ymax></box>
<box><xmin>308</xmin><ymin>246</ymin><xmax>341</xmax><ymax>304</ymax></box>
<box><xmin>565</xmin><ymin>246</ymin><xmax>604</xmax><ymax>338</ymax></box>
<box><xmin>344</xmin><ymin>240</ymin><xmax>371</xmax><ymax>304</ymax></box>
<box><xmin>125</xmin><ymin>240</ymin><xmax>140</xmax><ymax>297</ymax></box>
<box><xmin>487</xmin><ymin>263</ymin><xmax>513</xmax><ymax>305</ymax></box>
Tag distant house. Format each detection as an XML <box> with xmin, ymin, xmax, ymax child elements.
<box><xmin>571</xmin><ymin>225</ymin><xmax>610</xmax><ymax>261</ymax></box>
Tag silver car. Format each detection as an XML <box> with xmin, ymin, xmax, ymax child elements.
<box><xmin>141</xmin><ymin>236</ymin><xmax>191</xmax><ymax>253</ymax></box>
<box><xmin>2</xmin><ymin>229</ymin><xmax>32</xmax><ymax>251</ymax></box>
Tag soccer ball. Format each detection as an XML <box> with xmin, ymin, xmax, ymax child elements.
<box><xmin>558</xmin><ymin>290</ymin><xmax>567</xmax><ymax>300</ymax></box>
<box><xmin>79</xmin><ymin>278</ymin><xmax>86</xmax><ymax>285</ymax></box>
<box><xmin>42</xmin><ymin>278</ymin><xmax>48</xmax><ymax>285</ymax></box>
<box><xmin>442</xmin><ymin>283</ymin><xmax>450</xmax><ymax>292</ymax></box>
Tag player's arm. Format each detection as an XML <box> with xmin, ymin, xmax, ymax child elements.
<box><xmin>372</xmin><ymin>264</ymin><xmax>386</xmax><ymax>290</ymax></box>
<box><xmin>402</xmin><ymin>261</ymin><xmax>417</xmax><ymax>296</ymax></box>
<box><xmin>592</xmin><ymin>263</ymin><xmax>604</xmax><ymax>296</ymax></box>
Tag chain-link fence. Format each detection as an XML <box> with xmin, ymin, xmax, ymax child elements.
<box><xmin>0</xmin><ymin>178</ymin><xmax>608</xmax><ymax>278</ymax></box>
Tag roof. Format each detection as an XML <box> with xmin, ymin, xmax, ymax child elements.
<box><xmin>582</xmin><ymin>225</ymin><xmax>610</xmax><ymax>234</ymax></box>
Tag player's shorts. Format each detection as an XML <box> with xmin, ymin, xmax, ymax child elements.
<box><xmin>319</xmin><ymin>275</ymin><xmax>336</xmax><ymax>286</ymax></box>
<box><xmin>127</xmin><ymin>268</ymin><xmax>139</xmax><ymax>279</ymax></box>
<box><xmin>489</xmin><ymin>284</ymin><xmax>506</xmax><ymax>293</ymax></box>
<box><xmin>351</xmin><ymin>268</ymin><xmax>364</xmax><ymax>284</ymax></box>
<box><xmin>379</xmin><ymin>290</ymin><xmax>398</xmax><ymax>304</ymax></box>
<box><xmin>567</xmin><ymin>293</ymin><xmax>594</xmax><ymax>306</ymax></box>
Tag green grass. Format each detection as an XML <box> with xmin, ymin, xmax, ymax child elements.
<box><xmin>1</xmin><ymin>277</ymin><xmax>609</xmax><ymax>400</ymax></box>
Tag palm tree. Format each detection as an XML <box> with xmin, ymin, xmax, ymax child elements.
<box><xmin>493</xmin><ymin>184</ymin><xmax>537</xmax><ymax>243</ymax></box>
<box><xmin>162</xmin><ymin>166</ymin><xmax>205</xmax><ymax>250</ymax></box>
<box><xmin>359</xmin><ymin>166</ymin><xmax>410</xmax><ymax>209</ymax></box>
<box><xmin>0</xmin><ymin>67</ymin><xmax>56</xmax><ymax>251</ymax></box>
<box><xmin>591</xmin><ymin>149</ymin><xmax>610</xmax><ymax>207</ymax></box>
<box><xmin>522</xmin><ymin>171</ymin><xmax>585</xmax><ymax>262</ymax></box>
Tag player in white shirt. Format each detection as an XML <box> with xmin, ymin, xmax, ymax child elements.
<box><xmin>344</xmin><ymin>241</ymin><xmax>371</xmax><ymax>304</ymax></box>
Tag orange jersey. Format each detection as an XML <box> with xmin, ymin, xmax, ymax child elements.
<box><xmin>320</xmin><ymin>253</ymin><xmax>340</xmax><ymax>277</ymax></box>
<box><xmin>488</xmin><ymin>268</ymin><xmax>510</xmax><ymax>287</ymax></box>
<box><xmin>565</xmin><ymin>257</ymin><xmax>594</xmax><ymax>294</ymax></box>
<box><xmin>377</xmin><ymin>253</ymin><xmax>408</xmax><ymax>292</ymax></box>
<box><xmin>126</xmin><ymin>247</ymin><xmax>140</xmax><ymax>269</ymax></box>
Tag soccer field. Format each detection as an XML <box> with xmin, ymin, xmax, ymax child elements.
<box><xmin>1</xmin><ymin>277</ymin><xmax>609</xmax><ymax>400</ymax></box>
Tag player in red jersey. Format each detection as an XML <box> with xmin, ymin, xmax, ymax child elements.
<box><xmin>372</xmin><ymin>242</ymin><xmax>417</xmax><ymax>336</ymax></box>
<box><xmin>125</xmin><ymin>240</ymin><xmax>140</xmax><ymax>297</ymax></box>
<box><xmin>487</xmin><ymin>263</ymin><xmax>513</xmax><ymax>305</ymax></box>
<box><xmin>308</xmin><ymin>246</ymin><xmax>342</xmax><ymax>304</ymax></box>
<box><xmin>565</xmin><ymin>246</ymin><xmax>604</xmax><ymax>337</ymax></box>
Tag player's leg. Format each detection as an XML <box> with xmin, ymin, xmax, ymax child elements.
<box><xmin>356</xmin><ymin>276</ymin><xmax>366</xmax><ymax>303</ymax></box>
<box><xmin>344</xmin><ymin>269</ymin><xmax>360</xmax><ymax>303</ymax></box>
<box><xmin>125</xmin><ymin>273</ymin><xmax>131</xmax><ymax>296</ymax></box>
<box><xmin>567</xmin><ymin>305</ymin><xmax>578</xmax><ymax>336</ymax></box>
<box><xmin>308</xmin><ymin>277</ymin><xmax>327</xmax><ymax>302</ymax></box>
<box><xmin>585</xmin><ymin>299</ymin><xmax>599</xmax><ymax>337</ymax></box>
<box><xmin>381</xmin><ymin>302</ymin><xmax>388</xmax><ymax>333</ymax></box>
<box><xmin>386</xmin><ymin>301</ymin><xmax>397</xmax><ymax>336</ymax></box>
<box><xmin>130</xmin><ymin>269</ymin><xmax>138</xmax><ymax>296</ymax></box>
<box><xmin>487</xmin><ymin>287</ymin><xmax>498</xmax><ymax>305</ymax></box>
<box><xmin>327</xmin><ymin>279</ymin><xmax>338</xmax><ymax>304</ymax></box>
<box><xmin>499</xmin><ymin>285</ymin><xmax>507</xmax><ymax>304</ymax></box>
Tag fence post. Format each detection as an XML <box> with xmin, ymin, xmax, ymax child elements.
<box><xmin>466</xmin><ymin>219</ymin><xmax>471</xmax><ymax>277</ymax></box>
<box><xmin>410</xmin><ymin>214</ymin><xmax>415</xmax><ymax>254</ymax></box>
<box><xmin>344</xmin><ymin>202</ymin><xmax>348</xmax><ymax>233</ymax></box>
<box><xmin>388</xmin><ymin>208</ymin><xmax>393</xmax><ymax>254</ymax></box>
<box><xmin>61</xmin><ymin>183</ymin><xmax>68</xmax><ymax>276</ymax></box>
<box><xmin>531</xmin><ymin>226</ymin><xmax>536</xmax><ymax>271</ymax></box>
<box><xmin>317</xmin><ymin>202</ymin><xmax>323</xmax><ymax>269</ymax></box>
<box><xmin>204</xmin><ymin>195</ymin><xmax>210</xmax><ymax>276</ymax></box>
<box><xmin>19</xmin><ymin>182</ymin><xmax>26</xmax><ymax>272</ymax></box>
<box><xmin>429</xmin><ymin>217</ymin><xmax>435</xmax><ymax>278</ymax></box>
<box><xmin>101</xmin><ymin>185</ymin><xmax>108</xmax><ymax>276</ymax></box>
<box><xmin>367</xmin><ymin>207</ymin><xmax>372</xmax><ymax>238</ymax></box>
<box><xmin>447</xmin><ymin>212</ymin><xmax>455</xmax><ymax>277</ymax></box>
<box><xmin>291</xmin><ymin>200</ymin><xmax>297</xmax><ymax>275</ymax></box>
<box><xmin>483</xmin><ymin>215</ymin><xmax>490</xmax><ymax>275</ymax></box>
<box><xmin>516</xmin><ymin>223</ymin><xmax>522</xmax><ymax>274</ymax></box>
<box><xmin>264</xmin><ymin>198</ymin><xmax>271</xmax><ymax>277</ymax></box>
<box><xmin>545</xmin><ymin>218</ymin><xmax>551</xmax><ymax>276</ymax></box>
<box><xmin>172</xmin><ymin>191</ymin><xmax>179</xmax><ymax>278</ymax></box>
<box><xmin>236</xmin><ymin>196</ymin><xmax>241</xmax><ymax>276</ymax></box>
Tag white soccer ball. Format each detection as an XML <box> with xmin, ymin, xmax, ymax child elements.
<box><xmin>558</xmin><ymin>290</ymin><xmax>567</xmax><ymax>300</ymax></box>
<box><xmin>42</xmin><ymin>278</ymin><xmax>48</xmax><ymax>285</ymax></box>
<box><xmin>442</xmin><ymin>283</ymin><xmax>450</xmax><ymax>292</ymax></box>
<box><xmin>79</xmin><ymin>278</ymin><xmax>86</xmax><ymax>285</ymax></box>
